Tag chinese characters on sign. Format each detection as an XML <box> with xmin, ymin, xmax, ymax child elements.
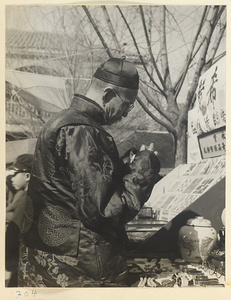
<box><xmin>187</xmin><ymin>55</ymin><xmax>225</xmax><ymax>163</ymax></box>
<box><xmin>198</xmin><ymin>126</ymin><xmax>226</xmax><ymax>159</ymax></box>
<box><xmin>190</xmin><ymin>57</ymin><xmax>225</xmax><ymax>135</ymax></box>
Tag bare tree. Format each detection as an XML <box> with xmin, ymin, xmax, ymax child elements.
<box><xmin>83</xmin><ymin>5</ymin><xmax>226</xmax><ymax>166</ymax></box>
<box><xmin>6</xmin><ymin>5</ymin><xmax>226</xmax><ymax>166</ymax></box>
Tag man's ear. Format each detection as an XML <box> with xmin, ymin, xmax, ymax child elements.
<box><xmin>102</xmin><ymin>87</ymin><xmax>115</xmax><ymax>106</ymax></box>
<box><xmin>25</xmin><ymin>173</ymin><xmax>31</xmax><ymax>182</ymax></box>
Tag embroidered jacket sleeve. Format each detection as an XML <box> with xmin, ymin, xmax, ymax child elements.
<box><xmin>56</xmin><ymin>125</ymin><xmax>158</xmax><ymax>233</ymax></box>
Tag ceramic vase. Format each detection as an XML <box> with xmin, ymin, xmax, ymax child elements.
<box><xmin>178</xmin><ymin>216</ymin><xmax>217</xmax><ymax>263</ymax></box>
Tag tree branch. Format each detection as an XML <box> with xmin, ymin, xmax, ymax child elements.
<box><xmin>202</xmin><ymin>23</ymin><xmax>226</xmax><ymax>73</ymax></box>
<box><xmin>140</xmin><ymin>78</ymin><xmax>164</xmax><ymax>96</ymax></box>
<box><xmin>215</xmin><ymin>6</ymin><xmax>226</xmax><ymax>25</ymax></box>
<box><xmin>116</xmin><ymin>5</ymin><xmax>166</xmax><ymax>97</ymax></box>
<box><xmin>101</xmin><ymin>6</ymin><xmax>122</xmax><ymax>54</ymax></box>
<box><xmin>159</xmin><ymin>6</ymin><xmax>173</xmax><ymax>91</ymax></box>
<box><xmin>82</xmin><ymin>6</ymin><xmax>113</xmax><ymax>58</ymax></box>
<box><xmin>173</xmin><ymin>6</ymin><xmax>208</xmax><ymax>100</ymax></box>
<box><xmin>184</xmin><ymin>5</ymin><xmax>223</xmax><ymax>112</ymax></box>
<box><xmin>136</xmin><ymin>95</ymin><xmax>176</xmax><ymax>133</ymax></box>
<box><xmin>139</xmin><ymin>5</ymin><xmax>166</xmax><ymax>89</ymax></box>
<box><xmin>174</xmin><ymin>35</ymin><xmax>208</xmax><ymax>92</ymax></box>
<box><xmin>139</xmin><ymin>84</ymin><xmax>173</xmax><ymax>124</ymax></box>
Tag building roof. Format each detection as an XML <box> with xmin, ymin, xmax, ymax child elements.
<box><xmin>6</xmin><ymin>29</ymin><xmax>145</xmax><ymax>63</ymax></box>
<box><xmin>6</xmin><ymin>29</ymin><xmax>66</xmax><ymax>54</ymax></box>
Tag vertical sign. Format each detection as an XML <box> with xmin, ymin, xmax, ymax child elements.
<box><xmin>187</xmin><ymin>55</ymin><xmax>226</xmax><ymax>163</ymax></box>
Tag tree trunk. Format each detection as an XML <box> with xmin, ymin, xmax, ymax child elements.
<box><xmin>174</xmin><ymin>124</ymin><xmax>187</xmax><ymax>166</ymax></box>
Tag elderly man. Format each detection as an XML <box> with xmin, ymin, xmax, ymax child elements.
<box><xmin>18</xmin><ymin>57</ymin><xmax>160</xmax><ymax>287</ymax></box>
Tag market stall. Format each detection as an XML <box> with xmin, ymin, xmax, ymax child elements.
<box><xmin>125</xmin><ymin>55</ymin><xmax>226</xmax><ymax>288</ymax></box>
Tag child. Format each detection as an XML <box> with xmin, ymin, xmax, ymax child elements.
<box><xmin>104</xmin><ymin>144</ymin><xmax>160</xmax><ymax>221</ymax></box>
<box><xmin>128</xmin><ymin>146</ymin><xmax>160</xmax><ymax>195</ymax></box>
<box><xmin>5</xmin><ymin>153</ymin><xmax>34</xmax><ymax>287</ymax></box>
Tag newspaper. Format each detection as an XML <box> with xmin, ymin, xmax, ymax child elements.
<box><xmin>146</xmin><ymin>156</ymin><xmax>225</xmax><ymax>222</ymax></box>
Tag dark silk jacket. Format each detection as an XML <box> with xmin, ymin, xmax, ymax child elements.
<box><xmin>21</xmin><ymin>95</ymin><xmax>158</xmax><ymax>257</ymax></box>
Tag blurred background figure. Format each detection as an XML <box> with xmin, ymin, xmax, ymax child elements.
<box><xmin>5</xmin><ymin>154</ymin><xmax>34</xmax><ymax>287</ymax></box>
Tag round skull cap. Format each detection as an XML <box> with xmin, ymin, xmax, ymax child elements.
<box><xmin>93</xmin><ymin>57</ymin><xmax>139</xmax><ymax>90</ymax></box>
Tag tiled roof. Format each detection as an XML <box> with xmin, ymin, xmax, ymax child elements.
<box><xmin>6</xmin><ymin>29</ymin><xmax>67</xmax><ymax>52</ymax></box>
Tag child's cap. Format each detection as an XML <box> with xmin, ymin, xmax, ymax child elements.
<box><xmin>11</xmin><ymin>154</ymin><xmax>34</xmax><ymax>172</ymax></box>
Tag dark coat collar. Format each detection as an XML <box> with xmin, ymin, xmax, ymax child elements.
<box><xmin>71</xmin><ymin>94</ymin><xmax>107</xmax><ymax>125</ymax></box>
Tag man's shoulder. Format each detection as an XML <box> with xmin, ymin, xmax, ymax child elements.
<box><xmin>45</xmin><ymin>108</ymin><xmax>103</xmax><ymax>131</ymax></box>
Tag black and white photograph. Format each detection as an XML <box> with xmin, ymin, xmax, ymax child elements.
<box><xmin>2</xmin><ymin>1</ymin><xmax>230</xmax><ymax>298</ymax></box>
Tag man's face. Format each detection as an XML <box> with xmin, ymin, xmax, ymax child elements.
<box><xmin>104</xmin><ymin>88</ymin><xmax>137</xmax><ymax>125</ymax></box>
<box><xmin>11</xmin><ymin>171</ymin><xmax>29</xmax><ymax>191</ymax></box>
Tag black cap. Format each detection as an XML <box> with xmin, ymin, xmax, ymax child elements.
<box><xmin>10</xmin><ymin>154</ymin><xmax>34</xmax><ymax>172</ymax></box>
<box><xmin>93</xmin><ymin>57</ymin><xmax>139</xmax><ymax>90</ymax></box>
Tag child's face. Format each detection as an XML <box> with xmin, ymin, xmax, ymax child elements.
<box><xmin>11</xmin><ymin>171</ymin><xmax>29</xmax><ymax>191</ymax></box>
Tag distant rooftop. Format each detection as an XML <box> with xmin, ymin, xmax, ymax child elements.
<box><xmin>6</xmin><ymin>29</ymin><xmax>147</xmax><ymax>63</ymax></box>
<box><xmin>6</xmin><ymin>29</ymin><xmax>67</xmax><ymax>54</ymax></box>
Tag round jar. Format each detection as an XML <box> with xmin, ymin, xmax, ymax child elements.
<box><xmin>178</xmin><ymin>216</ymin><xmax>217</xmax><ymax>263</ymax></box>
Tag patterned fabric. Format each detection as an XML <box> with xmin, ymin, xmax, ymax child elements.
<box><xmin>18</xmin><ymin>95</ymin><xmax>159</xmax><ymax>287</ymax></box>
<box><xmin>18</xmin><ymin>225</ymin><xmax>128</xmax><ymax>287</ymax></box>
